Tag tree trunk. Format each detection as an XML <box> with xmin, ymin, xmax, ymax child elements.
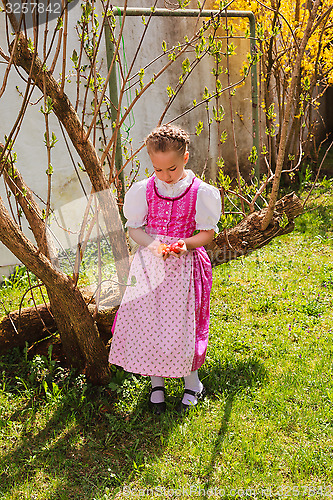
<box><xmin>0</xmin><ymin>192</ymin><xmax>303</xmax><ymax>359</ymax></box>
<box><xmin>0</xmin><ymin>301</ymin><xmax>118</xmax><ymax>356</ymax></box>
<box><xmin>1</xmin><ymin>144</ymin><xmax>52</xmax><ymax>258</ymax></box>
<box><xmin>205</xmin><ymin>191</ymin><xmax>303</xmax><ymax>266</ymax></box>
<box><xmin>8</xmin><ymin>31</ymin><xmax>130</xmax><ymax>284</ymax></box>
<box><xmin>0</xmin><ymin>27</ymin><xmax>132</xmax><ymax>384</ymax></box>
<box><xmin>0</xmin><ymin>303</ymin><xmax>56</xmax><ymax>353</ymax></box>
<box><xmin>0</xmin><ymin>193</ymin><xmax>111</xmax><ymax>384</ymax></box>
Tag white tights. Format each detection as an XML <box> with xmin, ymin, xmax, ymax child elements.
<box><xmin>150</xmin><ymin>370</ymin><xmax>203</xmax><ymax>405</ymax></box>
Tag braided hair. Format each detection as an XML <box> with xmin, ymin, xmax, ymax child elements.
<box><xmin>145</xmin><ymin>124</ymin><xmax>190</xmax><ymax>156</ymax></box>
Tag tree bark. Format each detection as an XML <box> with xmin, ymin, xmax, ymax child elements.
<box><xmin>0</xmin><ymin>193</ymin><xmax>112</xmax><ymax>384</ymax></box>
<box><xmin>205</xmin><ymin>191</ymin><xmax>303</xmax><ymax>266</ymax></box>
<box><xmin>0</xmin><ymin>303</ymin><xmax>56</xmax><ymax>354</ymax></box>
<box><xmin>0</xmin><ymin>302</ymin><xmax>118</xmax><ymax>356</ymax></box>
<box><xmin>0</xmin><ymin>143</ymin><xmax>116</xmax><ymax>383</ymax></box>
<box><xmin>0</xmin><ymin>192</ymin><xmax>303</xmax><ymax>358</ymax></box>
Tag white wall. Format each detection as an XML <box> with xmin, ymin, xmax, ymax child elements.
<box><xmin>0</xmin><ymin>4</ymin><xmax>96</xmax><ymax>276</ymax></box>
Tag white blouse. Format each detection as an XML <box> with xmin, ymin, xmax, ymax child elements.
<box><xmin>123</xmin><ymin>169</ymin><xmax>221</xmax><ymax>233</ymax></box>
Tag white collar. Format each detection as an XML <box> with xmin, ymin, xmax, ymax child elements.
<box><xmin>154</xmin><ymin>169</ymin><xmax>195</xmax><ymax>198</ymax></box>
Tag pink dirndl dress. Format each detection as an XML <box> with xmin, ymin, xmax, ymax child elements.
<box><xmin>108</xmin><ymin>174</ymin><xmax>213</xmax><ymax>378</ymax></box>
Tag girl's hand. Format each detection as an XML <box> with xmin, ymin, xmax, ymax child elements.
<box><xmin>148</xmin><ymin>240</ymin><xmax>187</xmax><ymax>260</ymax></box>
<box><xmin>157</xmin><ymin>243</ymin><xmax>170</xmax><ymax>261</ymax></box>
<box><xmin>147</xmin><ymin>240</ymin><xmax>164</xmax><ymax>259</ymax></box>
<box><xmin>169</xmin><ymin>240</ymin><xmax>187</xmax><ymax>259</ymax></box>
<box><xmin>147</xmin><ymin>240</ymin><xmax>169</xmax><ymax>260</ymax></box>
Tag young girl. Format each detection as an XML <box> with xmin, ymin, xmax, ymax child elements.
<box><xmin>108</xmin><ymin>124</ymin><xmax>221</xmax><ymax>415</ymax></box>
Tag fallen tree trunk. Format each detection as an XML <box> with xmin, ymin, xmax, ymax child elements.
<box><xmin>205</xmin><ymin>191</ymin><xmax>303</xmax><ymax>266</ymax></box>
<box><xmin>0</xmin><ymin>192</ymin><xmax>303</xmax><ymax>357</ymax></box>
<box><xmin>0</xmin><ymin>303</ymin><xmax>57</xmax><ymax>355</ymax></box>
<box><xmin>0</xmin><ymin>302</ymin><xmax>118</xmax><ymax>357</ymax></box>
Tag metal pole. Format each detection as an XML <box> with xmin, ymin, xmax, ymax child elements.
<box><xmin>113</xmin><ymin>8</ymin><xmax>253</xmax><ymax>19</ymax></box>
<box><xmin>110</xmin><ymin>7</ymin><xmax>260</xmax><ymax>181</ymax></box>
<box><xmin>104</xmin><ymin>23</ymin><xmax>126</xmax><ymax>226</ymax></box>
<box><xmin>248</xmin><ymin>12</ymin><xmax>260</xmax><ymax>182</ymax></box>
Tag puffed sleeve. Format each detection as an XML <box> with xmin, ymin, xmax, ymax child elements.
<box><xmin>195</xmin><ymin>182</ymin><xmax>221</xmax><ymax>233</ymax></box>
<box><xmin>123</xmin><ymin>178</ymin><xmax>149</xmax><ymax>228</ymax></box>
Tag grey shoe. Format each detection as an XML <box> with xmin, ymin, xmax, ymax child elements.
<box><xmin>148</xmin><ymin>386</ymin><xmax>166</xmax><ymax>415</ymax></box>
<box><xmin>175</xmin><ymin>386</ymin><xmax>206</xmax><ymax>415</ymax></box>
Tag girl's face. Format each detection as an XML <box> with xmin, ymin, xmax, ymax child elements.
<box><xmin>149</xmin><ymin>149</ymin><xmax>189</xmax><ymax>185</ymax></box>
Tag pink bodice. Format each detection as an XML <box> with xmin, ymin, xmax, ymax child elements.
<box><xmin>145</xmin><ymin>175</ymin><xmax>202</xmax><ymax>239</ymax></box>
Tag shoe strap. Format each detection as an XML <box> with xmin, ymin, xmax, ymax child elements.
<box><xmin>184</xmin><ymin>388</ymin><xmax>198</xmax><ymax>396</ymax></box>
<box><xmin>151</xmin><ymin>386</ymin><xmax>165</xmax><ymax>393</ymax></box>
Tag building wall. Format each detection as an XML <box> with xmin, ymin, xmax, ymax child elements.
<box><xmin>112</xmin><ymin>0</ymin><xmax>254</xmax><ymax>182</ymax></box>
<box><xmin>0</xmin><ymin>1</ymin><xmax>255</xmax><ymax>275</ymax></box>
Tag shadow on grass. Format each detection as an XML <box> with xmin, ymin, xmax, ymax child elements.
<box><xmin>199</xmin><ymin>357</ymin><xmax>269</xmax><ymax>498</ymax></box>
<box><xmin>0</xmin><ymin>368</ymin><xmax>182</xmax><ymax>499</ymax></box>
<box><xmin>0</xmin><ymin>356</ymin><xmax>268</xmax><ymax>499</ymax></box>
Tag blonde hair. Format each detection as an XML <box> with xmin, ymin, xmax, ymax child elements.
<box><xmin>145</xmin><ymin>124</ymin><xmax>190</xmax><ymax>156</ymax></box>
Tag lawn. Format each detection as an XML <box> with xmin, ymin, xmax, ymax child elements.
<box><xmin>0</xmin><ymin>180</ymin><xmax>332</xmax><ymax>500</ymax></box>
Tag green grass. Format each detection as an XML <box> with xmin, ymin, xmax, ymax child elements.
<box><xmin>0</xmin><ymin>181</ymin><xmax>333</xmax><ymax>499</ymax></box>
<box><xmin>0</xmin><ymin>266</ymin><xmax>44</xmax><ymax>318</ymax></box>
